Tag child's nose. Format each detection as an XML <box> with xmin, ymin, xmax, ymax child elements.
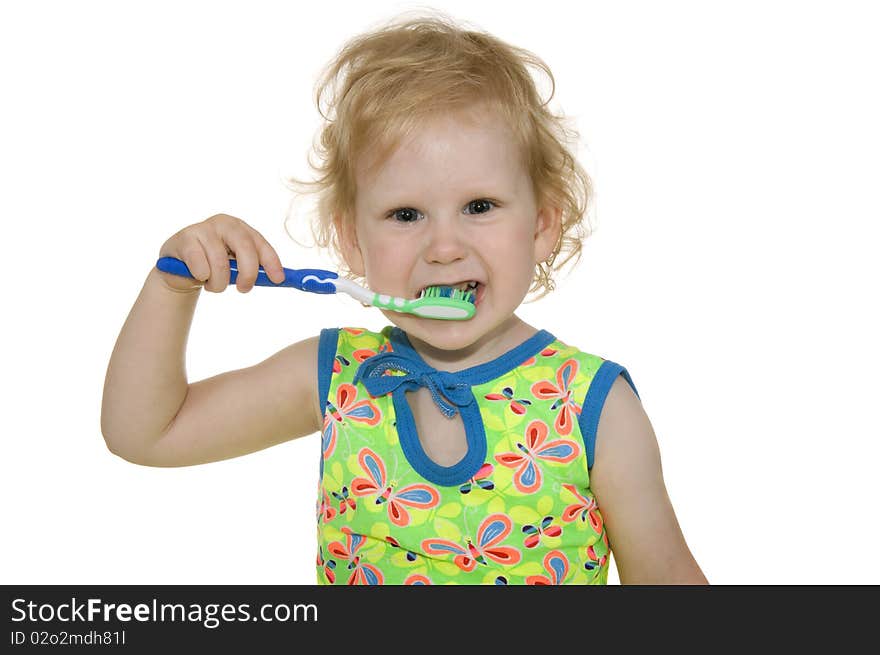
<box><xmin>423</xmin><ymin>217</ymin><xmax>469</xmax><ymax>264</ymax></box>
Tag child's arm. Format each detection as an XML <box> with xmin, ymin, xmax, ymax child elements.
<box><xmin>590</xmin><ymin>376</ymin><xmax>709</xmax><ymax>584</ymax></box>
<box><xmin>101</xmin><ymin>214</ymin><xmax>323</xmax><ymax>467</ymax></box>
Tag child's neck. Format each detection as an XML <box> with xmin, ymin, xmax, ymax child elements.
<box><xmin>403</xmin><ymin>314</ymin><xmax>539</xmax><ymax>373</ymax></box>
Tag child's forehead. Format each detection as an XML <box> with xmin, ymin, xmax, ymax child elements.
<box><xmin>356</xmin><ymin>111</ymin><xmax>526</xmax><ymax>197</ymax></box>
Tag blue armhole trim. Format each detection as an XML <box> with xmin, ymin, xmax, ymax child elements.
<box><xmin>317</xmin><ymin>328</ymin><xmax>339</xmax><ymax>419</ymax></box>
<box><xmin>578</xmin><ymin>360</ymin><xmax>640</xmax><ymax>471</ymax></box>
<box><xmin>317</xmin><ymin>328</ymin><xmax>339</xmax><ymax>480</ymax></box>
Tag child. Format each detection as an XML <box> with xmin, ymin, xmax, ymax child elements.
<box><xmin>101</xmin><ymin>12</ymin><xmax>707</xmax><ymax>585</ymax></box>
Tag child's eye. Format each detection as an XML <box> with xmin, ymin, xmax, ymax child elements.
<box><xmin>387</xmin><ymin>207</ymin><xmax>424</xmax><ymax>223</ymax></box>
<box><xmin>464</xmin><ymin>199</ymin><xmax>497</xmax><ymax>215</ymax></box>
<box><xmin>386</xmin><ymin>198</ymin><xmax>498</xmax><ymax>223</ymax></box>
<box><xmin>386</xmin><ymin>199</ymin><xmax>497</xmax><ymax>223</ymax></box>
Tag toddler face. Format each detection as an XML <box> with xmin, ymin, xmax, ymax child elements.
<box><xmin>343</xmin><ymin>105</ymin><xmax>559</xmax><ymax>357</ymax></box>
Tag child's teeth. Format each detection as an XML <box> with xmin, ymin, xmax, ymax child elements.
<box><xmin>419</xmin><ymin>281</ymin><xmax>478</xmax><ymax>295</ymax></box>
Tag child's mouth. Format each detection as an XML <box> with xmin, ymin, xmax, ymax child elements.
<box><xmin>417</xmin><ymin>281</ymin><xmax>484</xmax><ymax>306</ymax></box>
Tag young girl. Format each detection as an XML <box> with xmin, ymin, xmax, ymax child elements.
<box><xmin>101</xmin><ymin>13</ymin><xmax>707</xmax><ymax>585</ymax></box>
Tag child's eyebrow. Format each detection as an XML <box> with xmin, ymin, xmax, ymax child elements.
<box><xmin>370</xmin><ymin>180</ymin><xmax>513</xmax><ymax>201</ymax></box>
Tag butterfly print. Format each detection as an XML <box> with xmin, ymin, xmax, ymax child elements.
<box><xmin>421</xmin><ymin>514</ymin><xmax>521</xmax><ymax>572</ymax></box>
<box><xmin>530</xmin><ymin>359</ymin><xmax>582</xmax><ymax>435</ymax></box>
<box><xmin>495</xmin><ymin>419</ymin><xmax>579</xmax><ymax>494</ymax></box>
<box><xmin>330</xmin><ymin>485</ymin><xmax>357</xmax><ymax>516</ymax></box>
<box><xmin>561</xmin><ymin>483</ymin><xmax>603</xmax><ymax>533</ymax></box>
<box><xmin>321</xmin><ymin>383</ymin><xmax>381</xmax><ymax>460</ymax></box>
<box><xmin>326</xmin><ymin>526</ymin><xmax>384</xmax><ymax>585</ymax></box>
<box><xmin>484</xmin><ymin>386</ymin><xmax>532</xmax><ymax>415</ymax></box>
<box><xmin>317</xmin><ymin>487</ymin><xmax>337</xmax><ymax>523</ymax></box>
<box><xmin>521</xmin><ymin>515</ymin><xmax>563</xmax><ymax>549</ymax></box>
<box><xmin>316</xmin><ymin>545</ymin><xmax>337</xmax><ymax>584</ymax></box>
<box><xmin>526</xmin><ymin>550</ymin><xmax>570</xmax><ymax>585</ymax></box>
<box><xmin>350</xmin><ymin>448</ymin><xmax>440</xmax><ymax>527</ymax></box>
<box><xmin>584</xmin><ymin>532</ymin><xmax>610</xmax><ymax>573</ymax></box>
<box><xmin>459</xmin><ymin>462</ymin><xmax>495</xmax><ymax>494</ymax></box>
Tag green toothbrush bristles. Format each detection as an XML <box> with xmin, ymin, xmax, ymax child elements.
<box><xmin>420</xmin><ymin>285</ymin><xmax>476</xmax><ymax>304</ymax></box>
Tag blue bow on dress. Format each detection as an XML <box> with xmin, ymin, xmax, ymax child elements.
<box><xmin>352</xmin><ymin>351</ymin><xmax>474</xmax><ymax>419</ymax></box>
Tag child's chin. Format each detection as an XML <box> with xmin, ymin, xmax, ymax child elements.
<box><xmin>384</xmin><ymin>311</ymin><xmax>482</xmax><ymax>348</ymax></box>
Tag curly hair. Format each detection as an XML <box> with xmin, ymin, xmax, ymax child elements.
<box><xmin>283</xmin><ymin>9</ymin><xmax>594</xmax><ymax>301</ymax></box>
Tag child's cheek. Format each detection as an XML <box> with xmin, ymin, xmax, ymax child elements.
<box><xmin>366</xmin><ymin>235</ymin><xmax>412</xmax><ymax>284</ymax></box>
<box><xmin>370</xmin><ymin>233</ymin><xmax>406</xmax><ymax>263</ymax></box>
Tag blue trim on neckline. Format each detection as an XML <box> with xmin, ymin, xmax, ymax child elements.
<box><xmin>393</xmin><ymin>393</ymin><xmax>488</xmax><ymax>487</ymax></box>
<box><xmin>386</xmin><ymin>327</ymin><xmax>557</xmax><ymax>486</ymax></box>
<box><xmin>578</xmin><ymin>360</ymin><xmax>640</xmax><ymax>470</ymax></box>
<box><xmin>389</xmin><ymin>327</ymin><xmax>557</xmax><ymax>383</ymax></box>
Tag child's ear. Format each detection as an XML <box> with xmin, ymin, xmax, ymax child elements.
<box><xmin>534</xmin><ymin>204</ymin><xmax>563</xmax><ymax>264</ymax></box>
<box><xmin>334</xmin><ymin>213</ymin><xmax>366</xmax><ymax>277</ymax></box>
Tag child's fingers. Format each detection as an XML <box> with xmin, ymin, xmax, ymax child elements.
<box><xmin>243</xmin><ymin>224</ymin><xmax>285</xmax><ymax>285</ymax></box>
<box><xmin>156</xmin><ymin>235</ymin><xmax>210</xmax><ymax>291</ymax></box>
<box><xmin>230</xmin><ymin>235</ymin><xmax>262</xmax><ymax>293</ymax></box>
<box><xmin>253</xmin><ymin>235</ymin><xmax>285</xmax><ymax>285</ymax></box>
<box><xmin>157</xmin><ymin>214</ymin><xmax>283</xmax><ymax>293</ymax></box>
<box><xmin>197</xmin><ymin>232</ymin><xmax>233</xmax><ymax>293</ymax></box>
<box><xmin>228</xmin><ymin>223</ymin><xmax>285</xmax><ymax>289</ymax></box>
<box><xmin>179</xmin><ymin>244</ymin><xmax>211</xmax><ymax>284</ymax></box>
<box><xmin>210</xmin><ymin>217</ymin><xmax>265</xmax><ymax>293</ymax></box>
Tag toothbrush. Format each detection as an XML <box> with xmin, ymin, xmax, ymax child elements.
<box><xmin>155</xmin><ymin>257</ymin><xmax>476</xmax><ymax>320</ymax></box>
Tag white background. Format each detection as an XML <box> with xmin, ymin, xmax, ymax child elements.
<box><xmin>2</xmin><ymin>0</ymin><xmax>878</xmax><ymax>585</ymax></box>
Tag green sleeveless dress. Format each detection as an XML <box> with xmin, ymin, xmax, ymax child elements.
<box><xmin>315</xmin><ymin>325</ymin><xmax>639</xmax><ymax>585</ymax></box>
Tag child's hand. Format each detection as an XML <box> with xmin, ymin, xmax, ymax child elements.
<box><xmin>157</xmin><ymin>213</ymin><xmax>287</xmax><ymax>293</ymax></box>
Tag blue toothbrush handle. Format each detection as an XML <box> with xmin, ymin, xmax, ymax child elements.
<box><xmin>155</xmin><ymin>257</ymin><xmax>339</xmax><ymax>294</ymax></box>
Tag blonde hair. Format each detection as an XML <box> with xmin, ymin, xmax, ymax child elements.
<box><xmin>284</xmin><ymin>10</ymin><xmax>594</xmax><ymax>301</ymax></box>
